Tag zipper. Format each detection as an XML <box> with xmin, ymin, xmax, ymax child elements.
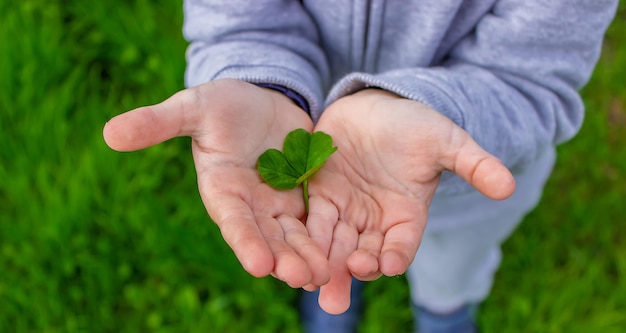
<box><xmin>352</xmin><ymin>0</ymin><xmax>383</xmax><ymax>73</ymax></box>
<box><xmin>361</xmin><ymin>0</ymin><xmax>371</xmax><ymax>70</ymax></box>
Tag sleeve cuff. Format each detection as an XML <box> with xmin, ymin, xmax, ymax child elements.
<box><xmin>255</xmin><ymin>83</ymin><xmax>311</xmax><ymax>114</ymax></box>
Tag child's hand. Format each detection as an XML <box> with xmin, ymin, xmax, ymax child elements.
<box><xmin>103</xmin><ymin>79</ymin><xmax>330</xmax><ymax>289</ymax></box>
<box><xmin>306</xmin><ymin>89</ymin><xmax>516</xmax><ymax>314</ymax></box>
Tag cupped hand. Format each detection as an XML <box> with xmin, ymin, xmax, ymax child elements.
<box><xmin>103</xmin><ymin>79</ymin><xmax>330</xmax><ymax>288</ymax></box>
<box><xmin>306</xmin><ymin>89</ymin><xmax>516</xmax><ymax>314</ymax></box>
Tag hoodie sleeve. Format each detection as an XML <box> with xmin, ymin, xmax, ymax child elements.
<box><xmin>326</xmin><ymin>0</ymin><xmax>617</xmax><ymax>190</ymax></box>
<box><xmin>183</xmin><ymin>0</ymin><xmax>329</xmax><ymax>114</ymax></box>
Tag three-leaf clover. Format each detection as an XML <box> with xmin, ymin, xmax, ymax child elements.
<box><xmin>257</xmin><ymin>129</ymin><xmax>337</xmax><ymax>213</ymax></box>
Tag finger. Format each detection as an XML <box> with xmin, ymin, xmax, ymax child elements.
<box><xmin>278</xmin><ymin>215</ymin><xmax>331</xmax><ymax>287</ymax></box>
<box><xmin>318</xmin><ymin>222</ymin><xmax>358</xmax><ymax>314</ymax></box>
<box><xmin>443</xmin><ymin>131</ymin><xmax>516</xmax><ymax>200</ymax></box>
<box><xmin>305</xmin><ymin>195</ymin><xmax>339</xmax><ymax>257</ymax></box>
<box><xmin>256</xmin><ymin>215</ymin><xmax>315</xmax><ymax>288</ymax></box>
<box><xmin>302</xmin><ymin>283</ymin><xmax>319</xmax><ymax>292</ymax></box>
<box><xmin>348</xmin><ymin>250</ymin><xmax>383</xmax><ymax>281</ymax></box>
<box><xmin>379</xmin><ymin>217</ymin><xmax>425</xmax><ymax>277</ymax></box>
<box><xmin>103</xmin><ymin>88</ymin><xmax>200</xmax><ymax>152</ymax></box>
<box><xmin>199</xmin><ymin>189</ymin><xmax>275</xmax><ymax>278</ymax></box>
<box><xmin>346</xmin><ymin>231</ymin><xmax>384</xmax><ymax>279</ymax></box>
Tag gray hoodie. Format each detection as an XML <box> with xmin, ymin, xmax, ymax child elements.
<box><xmin>183</xmin><ymin>0</ymin><xmax>617</xmax><ymax>195</ymax></box>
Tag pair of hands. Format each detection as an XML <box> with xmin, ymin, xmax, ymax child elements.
<box><xmin>103</xmin><ymin>79</ymin><xmax>515</xmax><ymax>314</ymax></box>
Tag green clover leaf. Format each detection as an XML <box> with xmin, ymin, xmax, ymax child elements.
<box><xmin>257</xmin><ymin>129</ymin><xmax>337</xmax><ymax>213</ymax></box>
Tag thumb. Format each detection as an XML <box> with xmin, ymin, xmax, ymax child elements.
<box><xmin>442</xmin><ymin>132</ymin><xmax>516</xmax><ymax>201</ymax></box>
<box><xmin>103</xmin><ymin>89</ymin><xmax>199</xmax><ymax>152</ymax></box>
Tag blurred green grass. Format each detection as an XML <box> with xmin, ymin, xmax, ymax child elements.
<box><xmin>0</xmin><ymin>1</ymin><xmax>624</xmax><ymax>332</ymax></box>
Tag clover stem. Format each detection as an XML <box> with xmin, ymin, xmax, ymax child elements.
<box><xmin>302</xmin><ymin>179</ymin><xmax>309</xmax><ymax>214</ymax></box>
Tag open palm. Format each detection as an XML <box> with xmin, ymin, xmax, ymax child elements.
<box><xmin>306</xmin><ymin>89</ymin><xmax>516</xmax><ymax>314</ymax></box>
<box><xmin>103</xmin><ymin>79</ymin><xmax>329</xmax><ymax>288</ymax></box>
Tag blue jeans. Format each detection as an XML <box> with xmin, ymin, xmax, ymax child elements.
<box><xmin>300</xmin><ymin>279</ymin><xmax>477</xmax><ymax>333</ymax></box>
<box><xmin>300</xmin><ymin>278</ymin><xmax>364</xmax><ymax>333</ymax></box>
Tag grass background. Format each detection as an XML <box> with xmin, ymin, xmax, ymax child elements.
<box><xmin>0</xmin><ymin>1</ymin><xmax>624</xmax><ymax>332</ymax></box>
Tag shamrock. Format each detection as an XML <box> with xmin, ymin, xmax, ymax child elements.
<box><xmin>257</xmin><ymin>129</ymin><xmax>337</xmax><ymax>213</ymax></box>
